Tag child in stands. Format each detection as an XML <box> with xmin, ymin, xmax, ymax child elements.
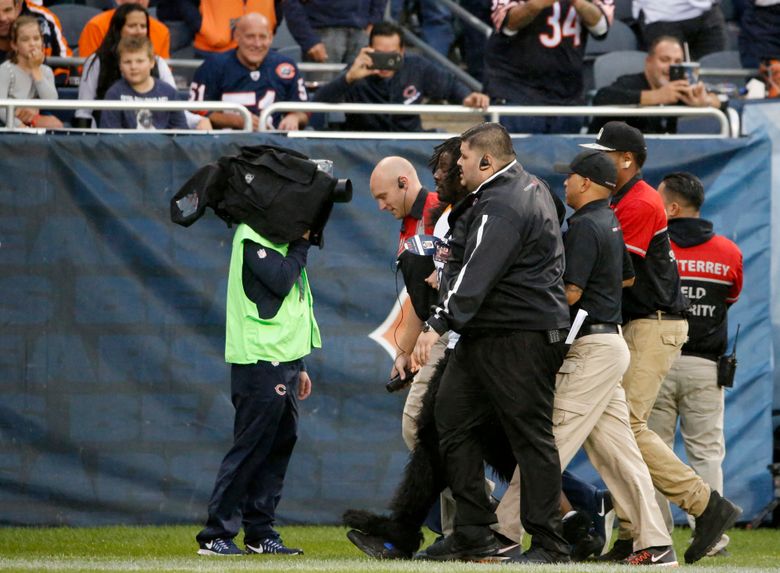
<box><xmin>0</xmin><ymin>15</ymin><xmax>62</xmax><ymax>128</ymax></box>
<box><xmin>100</xmin><ymin>36</ymin><xmax>188</xmax><ymax>130</ymax></box>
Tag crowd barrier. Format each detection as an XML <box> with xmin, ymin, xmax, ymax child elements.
<box><xmin>0</xmin><ymin>99</ymin><xmax>253</xmax><ymax>132</ymax></box>
<box><xmin>260</xmin><ymin>102</ymin><xmax>734</xmax><ymax>136</ymax></box>
<box><xmin>1</xmin><ymin>98</ymin><xmax>735</xmax><ymax>137</ymax></box>
<box><xmin>0</xmin><ymin>130</ymin><xmax>774</xmax><ymax>526</ymax></box>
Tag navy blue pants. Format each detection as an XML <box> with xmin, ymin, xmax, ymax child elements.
<box><xmin>196</xmin><ymin>359</ymin><xmax>301</xmax><ymax>544</ymax></box>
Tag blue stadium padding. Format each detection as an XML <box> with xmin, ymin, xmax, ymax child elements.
<box><xmin>0</xmin><ymin>130</ymin><xmax>774</xmax><ymax>526</ymax></box>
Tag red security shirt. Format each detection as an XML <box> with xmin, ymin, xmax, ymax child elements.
<box><xmin>669</xmin><ymin>217</ymin><xmax>743</xmax><ymax>360</ymax></box>
<box><xmin>611</xmin><ymin>175</ymin><xmax>688</xmax><ymax>319</ymax></box>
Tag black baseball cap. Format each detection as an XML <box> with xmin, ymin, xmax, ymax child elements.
<box><xmin>580</xmin><ymin>121</ymin><xmax>647</xmax><ymax>154</ymax></box>
<box><xmin>554</xmin><ymin>149</ymin><xmax>617</xmax><ymax>190</ymax></box>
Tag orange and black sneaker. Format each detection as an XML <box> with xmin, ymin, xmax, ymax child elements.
<box><xmin>625</xmin><ymin>545</ymin><xmax>679</xmax><ymax>567</ymax></box>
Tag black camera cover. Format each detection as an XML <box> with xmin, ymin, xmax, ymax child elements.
<box><xmin>171</xmin><ymin>144</ymin><xmax>348</xmax><ymax>246</ymax></box>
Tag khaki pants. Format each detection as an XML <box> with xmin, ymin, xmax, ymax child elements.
<box><xmin>495</xmin><ymin>333</ymin><xmax>671</xmax><ymax>550</ymax></box>
<box><xmin>648</xmin><ymin>355</ymin><xmax>725</xmax><ymax>538</ymax></box>
<box><xmin>402</xmin><ymin>334</ymin><xmax>449</xmax><ymax>450</ymax></box>
<box><xmin>618</xmin><ymin>316</ymin><xmax>711</xmax><ymax>540</ymax></box>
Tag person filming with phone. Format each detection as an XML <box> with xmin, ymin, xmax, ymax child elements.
<box><xmin>591</xmin><ymin>36</ymin><xmax>723</xmax><ymax>134</ymax></box>
<box><xmin>314</xmin><ymin>21</ymin><xmax>488</xmax><ymax>132</ymax></box>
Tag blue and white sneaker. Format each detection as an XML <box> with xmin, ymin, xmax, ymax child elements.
<box><xmin>246</xmin><ymin>537</ymin><xmax>304</xmax><ymax>555</ymax></box>
<box><xmin>197</xmin><ymin>537</ymin><xmax>244</xmax><ymax>556</ymax></box>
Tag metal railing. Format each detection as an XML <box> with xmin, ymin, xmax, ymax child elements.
<box><xmin>0</xmin><ymin>99</ymin><xmax>253</xmax><ymax>131</ymax></box>
<box><xmin>45</xmin><ymin>55</ymin><xmax>346</xmax><ymax>74</ymax></box>
<box><xmin>700</xmin><ymin>68</ymin><xmax>753</xmax><ymax>78</ymax></box>
<box><xmin>259</xmin><ymin>102</ymin><xmax>733</xmax><ymax>136</ymax></box>
<box><xmin>0</xmin><ymin>99</ymin><xmax>734</xmax><ymax>136</ymax></box>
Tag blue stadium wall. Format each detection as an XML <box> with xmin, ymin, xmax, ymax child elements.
<box><xmin>0</xmin><ymin>125</ymin><xmax>775</xmax><ymax>526</ymax></box>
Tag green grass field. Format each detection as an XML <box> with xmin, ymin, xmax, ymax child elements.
<box><xmin>0</xmin><ymin>525</ymin><xmax>778</xmax><ymax>572</ymax></box>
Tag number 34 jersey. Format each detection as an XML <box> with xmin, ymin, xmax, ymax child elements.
<box><xmin>485</xmin><ymin>0</ymin><xmax>611</xmax><ymax>103</ymax></box>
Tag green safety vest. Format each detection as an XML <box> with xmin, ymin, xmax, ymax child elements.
<box><xmin>225</xmin><ymin>224</ymin><xmax>321</xmax><ymax>364</ymax></box>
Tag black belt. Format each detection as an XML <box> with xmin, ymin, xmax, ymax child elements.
<box><xmin>638</xmin><ymin>311</ymin><xmax>686</xmax><ymax>321</ymax></box>
<box><xmin>463</xmin><ymin>328</ymin><xmax>568</xmax><ymax>343</ymax></box>
<box><xmin>577</xmin><ymin>323</ymin><xmax>619</xmax><ymax>338</ymax></box>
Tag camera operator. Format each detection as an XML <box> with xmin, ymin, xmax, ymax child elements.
<box><xmin>648</xmin><ymin>172</ymin><xmax>743</xmax><ymax>557</ymax></box>
<box><xmin>591</xmin><ymin>36</ymin><xmax>723</xmax><ymax>134</ymax></box>
<box><xmin>313</xmin><ymin>21</ymin><xmax>488</xmax><ymax>132</ymax></box>
<box><xmin>195</xmin><ymin>222</ymin><xmax>320</xmax><ymax>557</ymax></box>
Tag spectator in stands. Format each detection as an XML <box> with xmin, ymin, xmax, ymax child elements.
<box><xmin>459</xmin><ymin>0</ymin><xmax>492</xmax><ymax>83</ymax></box>
<box><xmin>157</xmin><ymin>0</ymin><xmax>283</xmax><ymax>60</ymax></box>
<box><xmin>99</xmin><ymin>36</ymin><xmax>189</xmax><ymax>130</ymax></box>
<box><xmin>189</xmin><ymin>13</ymin><xmax>308</xmax><ymax>131</ymax></box>
<box><xmin>313</xmin><ymin>21</ymin><xmax>488</xmax><ymax>132</ymax></box>
<box><xmin>0</xmin><ymin>14</ymin><xmax>61</xmax><ymax>127</ymax></box>
<box><xmin>591</xmin><ymin>35</ymin><xmax>724</xmax><ymax>133</ymax></box>
<box><xmin>484</xmin><ymin>0</ymin><xmax>610</xmax><ymax>134</ymax></box>
<box><xmin>76</xmin><ymin>3</ymin><xmax>207</xmax><ymax>129</ymax></box>
<box><xmin>738</xmin><ymin>1</ymin><xmax>780</xmax><ymax>68</ymax></box>
<box><xmin>282</xmin><ymin>0</ymin><xmax>387</xmax><ymax>68</ymax></box>
<box><xmin>390</xmin><ymin>0</ymin><xmax>455</xmax><ymax>58</ymax></box>
<box><xmin>0</xmin><ymin>0</ymin><xmax>71</xmax><ymax>84</ymax></box>
<box><xmin>633</xmin><ymin>0</ymin><xmax>727</xmax><ymax>60</ymax></box>
<box><xmin>79</xmin><ymin>0</ymin><xmax>170</xmax><ymax>60</ymax></box>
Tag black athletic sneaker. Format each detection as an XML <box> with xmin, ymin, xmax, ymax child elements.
<box><xmin>598</xmin><ymin>538</ymin><xmax>634</xmax><ymax>561</ymax></box>
<box><xmin>563</xmin><ymin>510</ymin><xmax>603</xmax><ymax>560</ymax></box>
<box><xmin>572</xmin><ymin>533</ymin><xmax>606</xmax><ymax>561</ymax></box>
<box><xmin>685</xmin><ymin>491</ymin><xmax>742</xmax><ymax>564</ymax></box>
<box><xmin>493</xmin><ymin>531</ymin><xmax>520</xmax><ymax>555</ymax></box>
<box><xmin>197</xmin><ymin>537</ymin><xmax>243</xmax><ymax>556</ymax></box>
<box><xmin>413</xmin><ymin>530</ymin><xmax>499</xmax><ymax>561</ymax></box>
<box><xmin>625</xmin><ymin>545</ymin><xmax>679</xmax><ymax>567</ymax></box>
<box><xmin>562</xmin><ymin>511</ymin><xmax>592</xmax><ymax>546</ymax></box>
<box><xmin>245</xmin><ymin>537</ymin><xmax>303</xmax><ymax>555</ymax></box>
<box><xmin>346</xmin><ymin>529</ymin><xmax>409</xmax><ymax>559</ymax></box>
<box><xmin>506</xmin><ymin>545</ymin><xmax>571</xmax><ymax>564</ymax></box>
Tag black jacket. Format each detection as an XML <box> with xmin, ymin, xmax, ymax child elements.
<box><xmin>313</xmin><ymin>53</ymin><xmax>471</xmax><ymax>132</ymax></box>
<box><xmin>427</xmin><ymin>162</ymin><xmax>569</xmax><ymax>334</ymax></box>
<box><xmin>591</xmin><ymin>73</ymin><xmax>678</xmax><ymax>134</ymax></box>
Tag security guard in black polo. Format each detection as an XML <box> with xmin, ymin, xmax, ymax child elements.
<box><xmin>552</xmin><ymin>149</ymin><xmax>677</xmax><ymax>566</ymax></box>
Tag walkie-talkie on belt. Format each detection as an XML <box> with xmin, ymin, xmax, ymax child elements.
<box><xmin>717</xmin><ymin>324</ymin><xmax>740</xmax><ymax>388</ymax></box>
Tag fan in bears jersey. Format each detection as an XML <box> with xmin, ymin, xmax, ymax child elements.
<box><xmin>484</xmin><ymin>0</ymin><xmax>612</xmax><ymax>134</ymax></box>
<box><xmin>189</xmin><ymin>13</ymin><xmax>308</xmax><ymax>131</ymax></box>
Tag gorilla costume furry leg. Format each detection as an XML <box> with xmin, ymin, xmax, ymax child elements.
<box><xmin>343</xmin><ymin>350</ymin><xmax>518</xmax><ymax>557</ymax></box>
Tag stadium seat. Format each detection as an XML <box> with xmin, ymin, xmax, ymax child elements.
<box><xmin>271</xmin><ymin>20</ymin><xmax>298</xmax><ymax>52</ymax></box>
<box><xmin>699</xmin><ymin>50</ymin><xmax>745</xmax><ymax>86</ymax></box>
<box><xmin>586</xmin><ymin>19</ymin><xmax>639</xmax><ymax>56</ymax></box>
<box><xmin>167</xmin><ymin>20</ymin><xmax>193</xmax><ymax>53</ymax></box>
<box><xmin>49</xmin><ymin>4</ymin><xmax>102</xmax><ymax>53</ymax></box>
<box><xmin>83</xmin><ymin>0</ymin><xmax>113</xmax><ymax>9</ymax></box>
<box><xmin>593</xmin><ymin>49</ymin><xmax>646</xmax><ymax>90</ymax></box>
<box><xmin>270</xmin><ymin>20</ymin><xmax>301</xmax><ymax>61</ymax></box>
<box><xmin>700</xmin><ymin>50</ymin><xmax>742</xmax><ymax>68</ymax></box>
<box><xmin>676</xmin><ymin>115</ymin><xmax>723</xmax><ymax>135</ymax></box>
